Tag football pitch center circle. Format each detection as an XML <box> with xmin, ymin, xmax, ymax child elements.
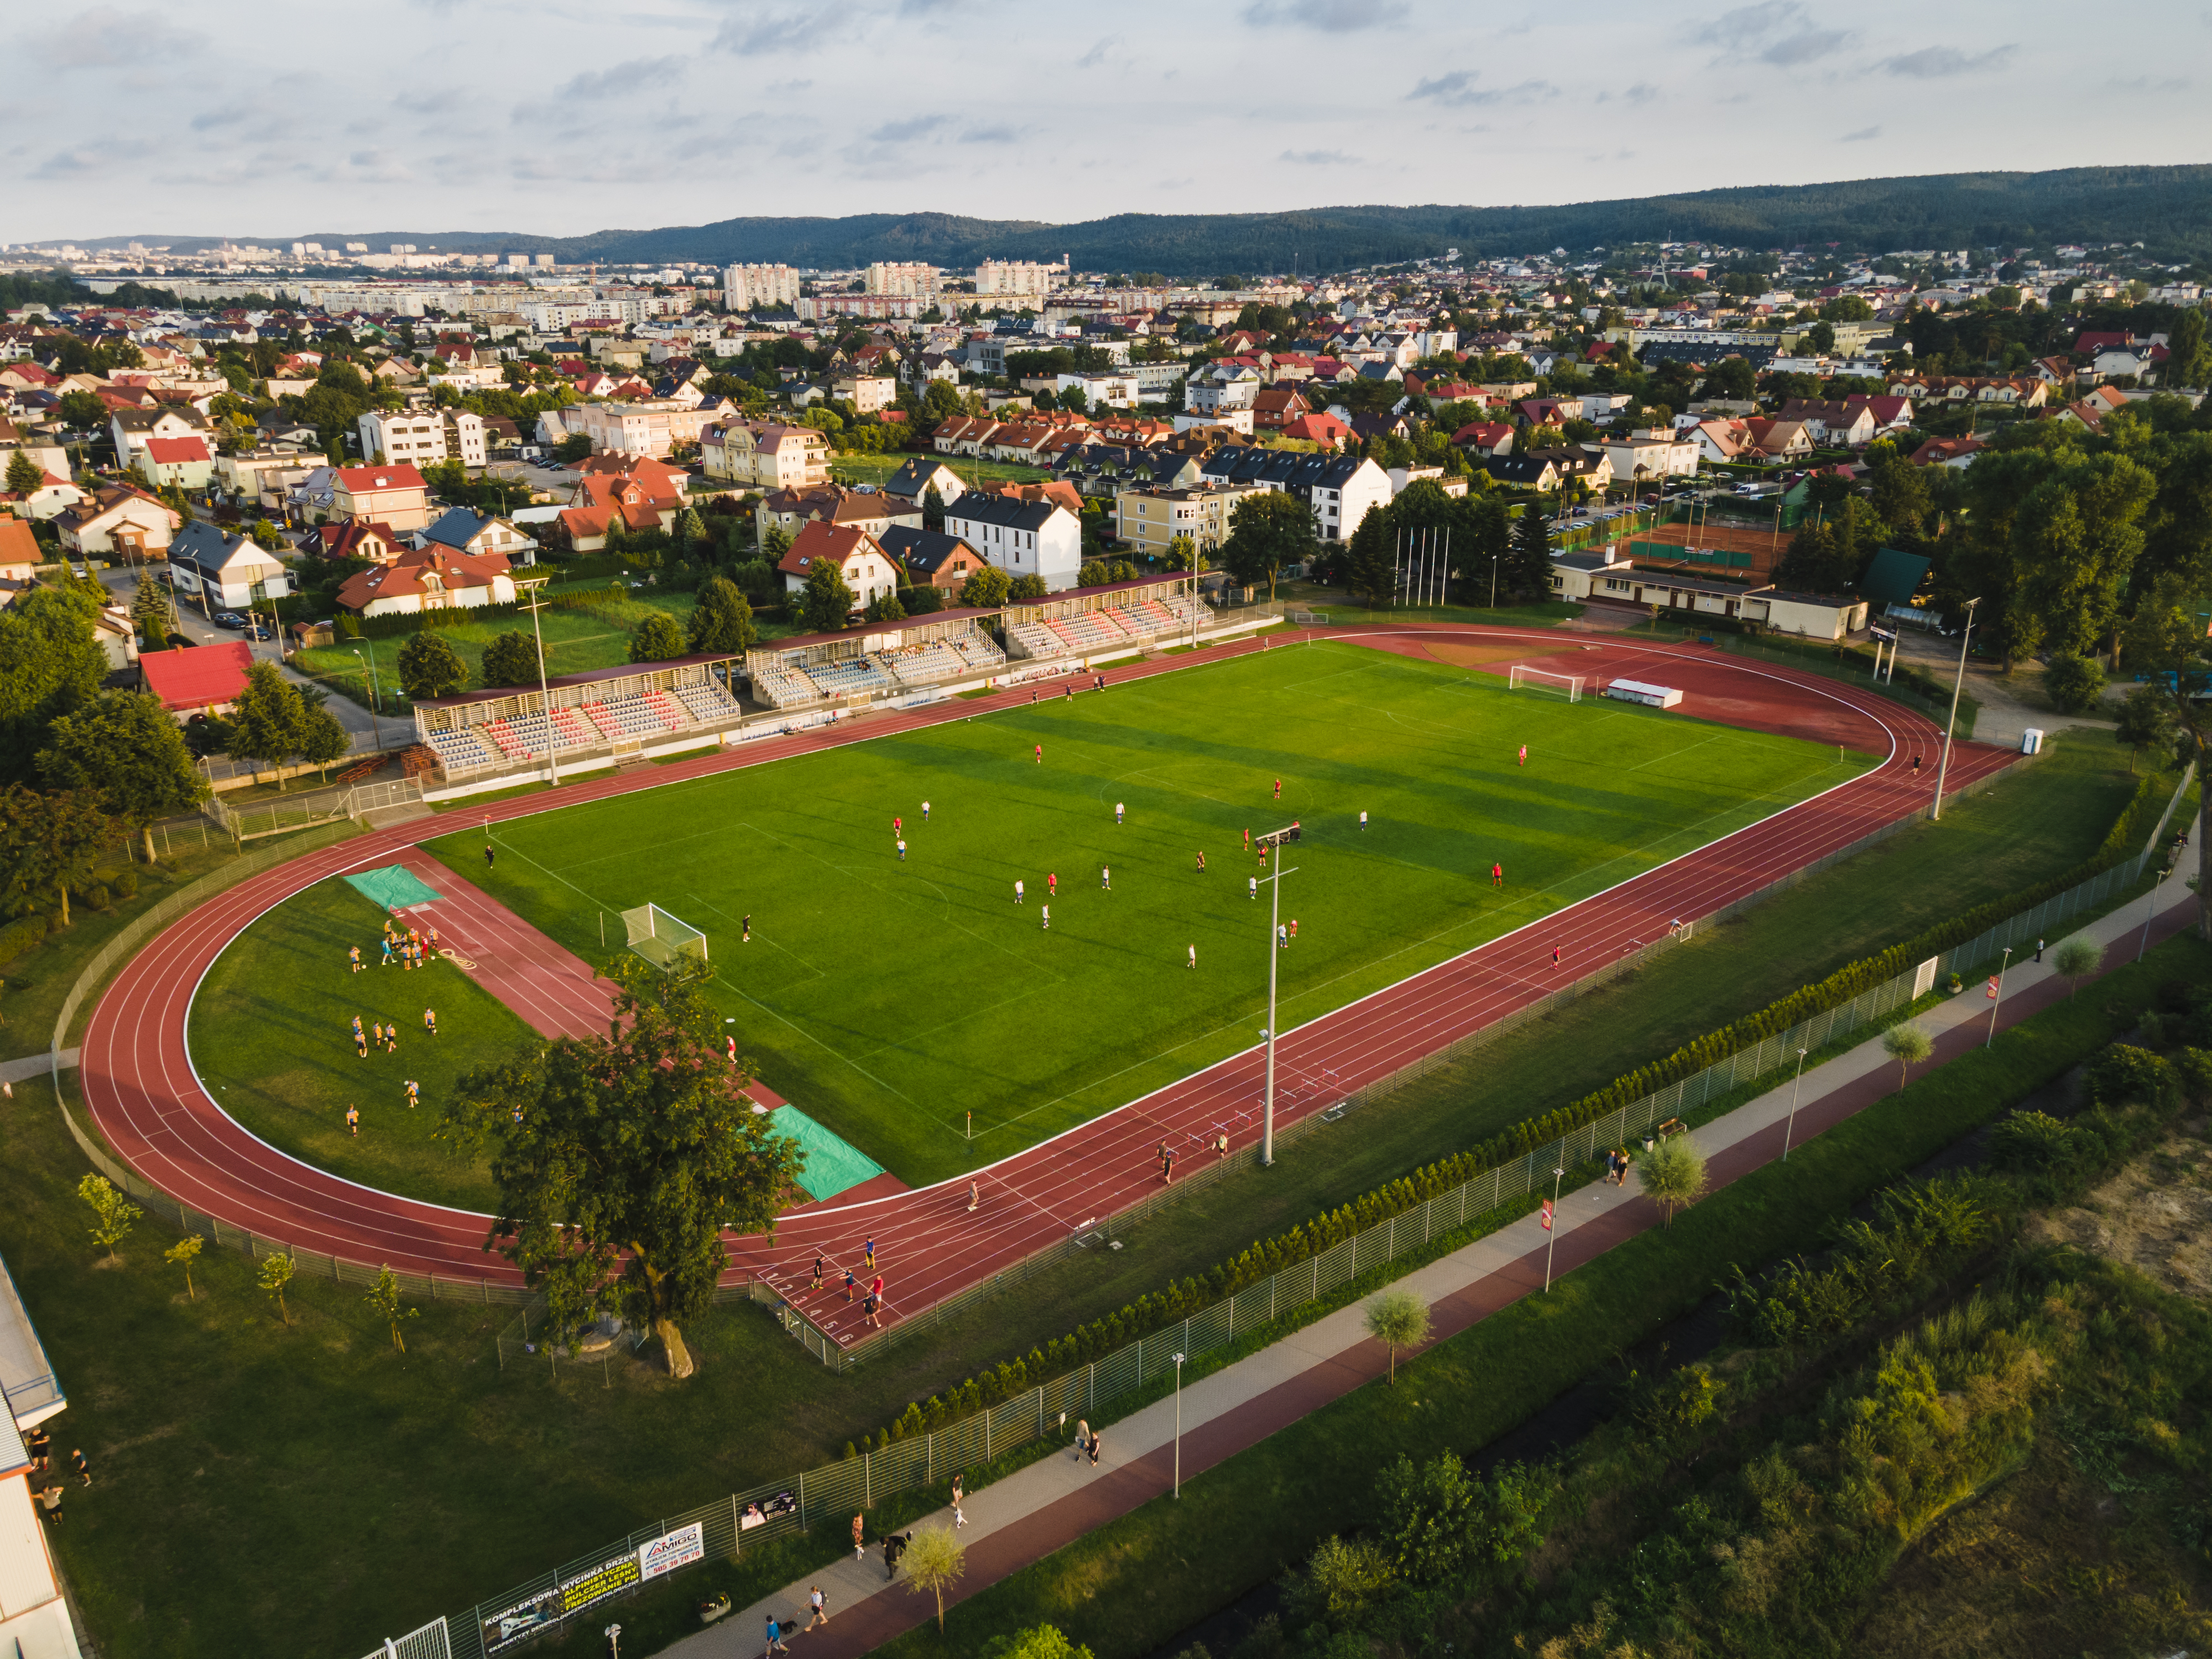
<box><xmin>117</xmin><ymin>624</ymin><xmax>1979</xmax><ymax>1290</ymax></box>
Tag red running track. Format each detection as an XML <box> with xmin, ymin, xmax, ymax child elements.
<box><xmin>77</xmin><ymin>627</ymin><xmax>2016</xmax><ymax>1320</ymax></box>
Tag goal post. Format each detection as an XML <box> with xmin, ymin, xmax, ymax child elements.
<box><xmin>1506</xmin><ymin>664</ymin><xmax>1584</xmax><ymax>702</ymax></box>
<box><xmin>621</xmin><ymin>903</ymin><xmax>708</xmax><ymax>969</ymax></box>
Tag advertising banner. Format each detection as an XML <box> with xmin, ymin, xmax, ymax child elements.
<box><xmin>638</xmin><ymin>1521</ymin><xmax>706</xmax><ymax>1582</ymax></box>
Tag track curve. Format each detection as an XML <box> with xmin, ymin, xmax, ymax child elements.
<box><xmin>79</xmin><ymin>625</ymin><xmax>2015</xmax><ymax>1324</ymax></box>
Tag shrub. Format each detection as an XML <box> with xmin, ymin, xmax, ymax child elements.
<box><xmin>2042</xmin><ymin>651</ymin><xmax>2107</xmax><ymax>714</ymax></box>
<box><xmin>2082</xmin><ymin>1044</ymin><xmax>2176</xmax><ymax>1110</ymax></box>
<box><xmin>0</xmin><ymin>914</ymin><xmax>50</xmax><ymax>966</ymax></box>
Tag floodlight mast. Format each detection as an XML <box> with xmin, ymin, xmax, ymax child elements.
<box><xmin>518</xmin><ymin>576</ymin><xmax>559</xmax><ymax>787</ymax></box>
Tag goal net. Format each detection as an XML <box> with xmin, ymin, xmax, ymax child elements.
<box><xmin>1507</xmin><ymin>664</ymin><xmax>1584</xmax><ymax>702</ymax></box>
<box><xmin>622</xmin><ymin>903</ymin><xmax>707</xmax><ymax>969</ymax></box>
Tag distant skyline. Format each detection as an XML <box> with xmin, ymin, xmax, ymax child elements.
<box><xmin>6</xmin><ymin>0</ymin><xmax>2205</xmax><ymax>246</ymax></box>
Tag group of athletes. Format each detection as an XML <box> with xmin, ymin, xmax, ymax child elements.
<box><xmin>340</xmin><ymin>914</ymin><xmax>445</xmax><ymax>1139</ymax></box>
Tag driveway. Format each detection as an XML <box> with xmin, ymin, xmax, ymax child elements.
<box><xmin>1889</xmin><ymin>626</ymin><xmax>2122</xmax><ymax>751</ymax></box>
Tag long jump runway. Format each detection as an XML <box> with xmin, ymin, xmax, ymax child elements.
<box><xmin>77</xmin><ymin>626</ymin><xmax>2017</xmax><ymax>1319</ymax></box>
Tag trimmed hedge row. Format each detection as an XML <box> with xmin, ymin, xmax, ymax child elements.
<box><xmin>855</xmin><ymin>768</ymin><xmax>2176</xmax><ymax>1454</ymax></box>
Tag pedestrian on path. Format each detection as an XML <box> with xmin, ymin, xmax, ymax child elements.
<box><xmin>807</xmin><ymin>1587</ymin><xmax>828</xmax><ymax>1630</ymax></box>
<box><xmin>1074</xmin><ymin>1419</ymin><xmax>1090</xmax><ymax>1459</ymax></box>
<box><xmin>951</xmin><ymin>1473</ymin><xmax>963</xmax><ymax>1506</ymax></box>
<box><xmin>765</xmin><ymin>1615</ymin><xmax>790</xmax><ymax>1655</ymax></box>
<box><xmin>954</xmin><ymin>1500</ymin><xmax>967</xmax><ymax>1527</ymax></box>
<box><xmin>1087</xmin><ymin>1428</ymin><xmax>1101</xmax><ymax>1468</ymax></box>
<box><xmin>852</xmin><ymin>1514</ymin><xmax>865</xmax><ymax>1559</ymax></box>
<box><xmin>2035</xmin><ymin>937</ymin><xmax>2045</xmax><ymax>963</ymax></box>
<box><xmin>881</xmin><ymin>1534</ymin><xmax>897</xmax><ymax>1578</ymax></box>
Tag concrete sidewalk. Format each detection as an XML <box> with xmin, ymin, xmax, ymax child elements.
<box><xmin>658</xmin><ymin>869</ymin><xmax>2201</xmax><ymax>1658</ymax></box>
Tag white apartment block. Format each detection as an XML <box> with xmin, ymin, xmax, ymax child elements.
<box><xmin>572</xmin><ymin>400</ymin><xmax>715</xmax><ymax>460</ymax></box>
<box><xmin>700</xmin><ymin>420</ymin><xmax>832</xmax><ymax>489</ymax></box>
<box><xmin>359</xmin><ymin>409</ymin><xmax>446</xmax><ymax>467</ymax></box>
<box><xmin>357</xmin><ymin>409</ymin><xmax>486</xmax><ymax>469</ymax></box>
<box><xmin>974</xmin><ymin>257</ymin><xmax>1072</xmax><ymax>298</ymax></box>
<box><xmin>724</xmin><ymin>264</ymin><xmax>801</xmax><ymax>311</ymax></box>
<box><xmin>867</xmin><ymin>262</ymin><xmax>941</xmax><ymax>297</ymax></box>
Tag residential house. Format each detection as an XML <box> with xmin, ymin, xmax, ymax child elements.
<box><xmin>943</xmin><ymin>493</ymin><xmax>1083</xmax><ymax>591</ymax></box>
<box><xmin>139</xmin><ymin>638</ymin><xmax>255</xmax><ymax>717</ymax></box>
<box><xmin>336</xmin><ymin>542</ymin><xmax>518</xmax><ymax>619</ymax></box>
<box><xmin>1450</xmin><ymin>421</ymin><xmax>1515</xmax><ymax>457</ymax></box>
<box><xmin>358</xmin><ymin>408</ymin><xmax>449</xmax><ymax>469</ymax></box>
<box><xmin>421</xmin><ymin>507</ymin><xmax>537</xmax><ymax>566</ymax></box>
<box><xmin>0</xmin><ymin>517</ymin><xmax>40</xmax><ymax>599</ymax></box>
<box><xmin>1252</xmin><ymin>388</ymin><xmax>1313</xmax><ymax>433</ymax></box>
<box><xmin>167</xmin><ymin>520</ymin><xmax>291</xmax><ymax>610</ymax></box>
<box><xmin>755</xmin><ymin>483</ymin><xmax>921</xmax><ymax>551</ymax></box>
<box><xmin>1908</xmin><ymin>435</ymin><xmax>1987</xmax><ymax>468</ymax></box>
<box><xmin>878</xmin><ymin>526</ymin><xmax>989</xmax><ymax>592</ymax></box>
<box><xmin>134</xmin><ymin>435</ymin><xmax>213</xmax><ymax>492</ymax></box>
<box><xmin>1743</xmin><ymin>418</ymin><xmax>1814</xmax><ymax>461</ymax></box>
<box><xmin>0</xmin><ymin>418</ymin><xmax>69</xmax><ymax>483</ymax></box>
<box><xmin>1280</xmin><ymin>413</ymin><xmax>1352</xmax><ymax>449</ymax></box>
<box><xmin>313</xmin><ymin>520</ymin><xmax>406</xmax><ymax>566</ymax></box>
<box><xmin>880</xmin><ymin>456</ymin><xmax>966</xmax><ymax>513</ymax></box>
<box><xmin>1775</xmin><ymin>398</ymin><xmax>1877</xmax><ymax>447</ymax></box>
<box><xmin>570</xmin><ymin>399</ymin><xmax>715</xmax><ymax>458</ymax></box>
<box><xmin>1521</xmin><ymin>446</ymin><xmax>1614</xmax><ymax>491</ymax></box>
<box><xmin>1192</xmin><ymin>450</ymin><xmax>1390</xmax><ymax>543</ymax></box>
<box><xmin>331</xmin><ymin>463</ymin><xmax>431</xmax><ymax>531</ymax></box>
<box><xmin>1546</xmin><ymin>546</ymin><xmax>1639</xmax><ymax>602</ymax></box>
<box><xmin>830</xmin><ymin>372</ymin><xmax>896</xmax><ymax>414</ymax></box>
<box><xmin>213</xmin><ymin>445</ymin><xmax>329</xmax><ymax>504</ymax></box>
<box><xmin>1600</xmin><ymin>427</ymin><xmax>1700</xmax><ymax>486</ymax></box>
<box><xmin>54</xmin><ymin>484</ymin><xmax>179</xmax><ymax>558</ymax></box>
<box><xmin>776</xmin><ymin>520</ymin><xmax>901</xmax><ymax>613</ymax></box>
<box><xmin>559</xmin><ymin>473</ymin><xmax>682</xmax><ymax>551</ymax></box>
<box><xmin>108</xmin><ymin>405</ymin><xmax>206</xmax><ymax>467</ymax></box>
<box><xmin>699</xmin><ymin>419</ymin><xmax>832</xmax><ymax>489</ymax></box>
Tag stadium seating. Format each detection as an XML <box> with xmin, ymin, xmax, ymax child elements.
<box><xmin>593</xmin><ymin>693</ymin><xmax>674</xmax><ymax>739</ymax></box>
<box><xmin>426</xmin><ymin>728</ymin><xmax>496</xmax><ymax>770</ymax></box>
<box><xmin>807</xmin><ymin>656</ymin><xmax>893</xmax><ymax>699</ymax></box>
<box><xmin>674</xmin><ymin>680</ymin><xmax>740</xmax><ymax>723</ymax></box>
<box><xmin>643</xmin><ymin>689</ymin><xmax>688</xmax><ymax>730</ymax></box>
<box><xmin>1005</xmin><ymin>620</ymin><xmax>1062</xmax><ymax>659</ymax></box>
<box><xmin>877</xmin><ymin>640</ymin><xmax>966</xmax><ymax>687</ymax></box>
<box><xmin>581</xmin><ymin>702</ymin><xmax>624</xmax><ymax>740</ymax></box>
<box><xmin>550</xmin><ymin>707</ymin><xmax>595</xmax><ymax>748</ymax></box>
<box><xmin>750</xmin><ymin>662</ymin><xmax>823</xmax><ymax>709</ymax></box>
<box><xmin>950</xmin><ymin>631</ymin><xmax>1005</xmax><ymax>670</ymax></box>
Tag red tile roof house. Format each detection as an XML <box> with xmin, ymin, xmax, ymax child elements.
<box><xmin>776</xmin><ymin>520</ymin><xmax>902</xmax><ymax>614</ymax></box>
<box><xmin>135</xmin><ymin>435</ymin><xmax>215</xmax><ymax>491</ymax></box>
<box><xmin>140</xmin><ymin>639</ymin><xmax>254</xmax><ymax>718</ymax></box>
<box><xmin>336</xmin><ymin>543</ymin><xmax>519</xmax><ymax>618</ymax></box>
<box><xmin>1450</xmin><ymin>421</ymin><xmax>1515</xmax><ymax>458</ymax></box>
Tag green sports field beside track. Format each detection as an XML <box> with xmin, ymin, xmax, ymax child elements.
<box><xmin>409</xmin><ymin>642</ymin><xmax>1869</xmax><ymax>1188</ymax></box>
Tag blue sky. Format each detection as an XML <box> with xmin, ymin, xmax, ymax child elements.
<box><xmin>4</xmin><ymin>0</ymin><xmax>2203</xmax><ymax>244</ymax></box>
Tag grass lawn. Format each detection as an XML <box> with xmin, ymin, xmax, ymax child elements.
<box><xmin>291</xmin><ymin>592</ymin><xmax>700</xmax><ymax>715</ymax></box>
<box><xmin>831</xmin><ymin>454</ymin><xmax>1051</xmax><ymax>488</ymax></box>
<box><xmin>412</xmin><ymin>642</ymin><xmax>1865</xmax><ymax>1188</ymax></box>
<box><xmin>185</xmin><ymin>875</ymin><xmax>538</xmax><ymax>1211</ymax></box>
<box><xmin>868</xmin><ymin>932</ymin><xmax>2212</xmax><ymax>1659</ymax></box>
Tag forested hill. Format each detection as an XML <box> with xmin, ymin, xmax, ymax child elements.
<box><xmin>95</xmin><ymin>165</ymin><xmax>2212</xmax><ymax>274</ymax></box>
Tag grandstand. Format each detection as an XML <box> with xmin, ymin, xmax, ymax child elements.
<box><xmin>742</xmin><ymin>608</ymin><xmax>1008</xmax><ymax>711</ymax></box>
<box><xmin>409</xmin><ymin>653</ymin><xmax>747</xmax><ymax>783</ymax></box>
<box><xmin>999</xmin><ymin>573</ymin><xmax>1206</xmax><ymax>659</ymax></box>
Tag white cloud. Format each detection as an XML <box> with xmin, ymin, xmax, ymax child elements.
<box><xmin>1875</xmin><ymin>44</ymin><xmax>2017</xmax><ymax>77</ymax></box>
<box><xmin>1841</xmin><ymin>124</ymin><xmax>1881</xmax><ymax>142</ymax></box>
<box><xmin>1698</xmin><ymin>2</ymin><xmax>1849</xmax><ymax>66</ymax></box>
<box><xmin>713</xmin><ymin>11</ymin><xmax>833</xmax><ymax>54</ymax></box>
<box><xmin>1244</xmin><ymin>0</ymin><xmax>1407</xmax><ymax>32</ymax></box>
<box><xmin>1281</xmin><ymin>149</ymin><xmax>1359</xmax><ymax>165</ymax></box>
<box><xmin>29</xmin><ymin>6</ymin><xmax>204</xmax><ymax>68</ymax></box>
<box><xmin>1410</xmin><ymin>71</ymin><xmax>1559</xmax><ymax>107</ymax></box>
<box><xmin>557</xmin><ymin>56</ymin><xmax>684</xmax><ymax>100</ymax></box>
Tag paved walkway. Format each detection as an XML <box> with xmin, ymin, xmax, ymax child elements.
<box><xmin>664</xmin><ymin>866</ymin><xmax>2199</xmax><ymax>1659</ymax></box>
<box><xmin>0</xmin><ymin>1049</ymin><xmax>76</xmax><ymax>1087</ymax></box>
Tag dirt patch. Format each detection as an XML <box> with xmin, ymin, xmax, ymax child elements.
<box><xmin>1418</xmin><ymin>640</ymin><xmax>1597</xmax><ymax>671</ymax></box>
<box><xmin>2023</xmin><ymin>1115</ymin><xmax>2212</xmax><ymax>1298</ymax></box>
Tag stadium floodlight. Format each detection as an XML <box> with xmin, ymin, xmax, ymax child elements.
<box><xmin>1506</xmin><ymin>664</ymin><xmax>1584</xmax><ymax>702</ymax></box>
<box><xmin>1257</xmin><ymin>821</ymin><xmax>1301</xmax><ymax>848</ymax></box>
<box><xmin>621</xmin><ymin>903</ymin><xmax>708</xmax><ymax>969</ymax></box>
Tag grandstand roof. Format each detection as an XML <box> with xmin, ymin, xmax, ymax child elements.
<box><xmin>759</xmin><ymin>607</ymin><xmax>999</xmax><ymax>656</ymax></box>
<box><xmin>410</xmin><ymin>651</ymin><xmax>741</xmax><ymax>709</ymax></box>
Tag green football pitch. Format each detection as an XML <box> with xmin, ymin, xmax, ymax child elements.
<box><xmin>416</xmin><ymin>643</ymin><xmax>1872</xmax><ymax>1190</ymax></box>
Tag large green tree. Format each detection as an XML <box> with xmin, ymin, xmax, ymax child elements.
<box><xmin>479</xmin><ymin>630</ymin><xmax>543</xmax><ymax>689</ymax></box>
<box><xmin>294</xmin><ymin>686</ymin><xmax>352</xmax><ymax>781</ymax></box>
<box><xmin>5</xmin><ymin>450</ymin><xmax>42</xmax><ymax>496</ymax></box>
<box><xmin>0</xmin><ymin>785</ymin><xmax>112</xmax><ymax>928</ymax></box>
<box><xmin>958</xmin><ymin>564</ymin><xmax>1013</xmax><ymax>610</ymax></box>
<box><xmin>686</xmin><ymin>576</ymin><xmax>757</xmax><ymax>657</ymax></box>
<box><xmin>0</xmin><ymin>585</ymin><xmax>111</xmax><ymax>786</ymax></box>
<box><xmin>797</xmin><ymin>558</ymin><xmax>857</xmax><ymax>633</ymax></box>
<box><xmin>1221</xmin><ymin>491</ymin><xmax>1318</xmax><ymax>601</ymax></box>
<box><xmin>1505</xmin><ymin>507</ymin><xmax>1552</xmax><ymax>601</ymax></box>
<box><xmin>444</xmin><ymin>957</ymin><xmax>806</xmax><ymax>1378</ymax></box>
<box><xmin>227</xmin><ymin>660</ymin><xmax>310</xmax><ymax>785</ymax></box>
<box><xmin>629</xmin><ymin>612</ymin><xmax>686</xmax><ymax>662</ymax></box>
<box><xmin>36</xmin><ymin>691</ymin><xmax>207</xmax><ymax>861</ymax></box>
<box><xmin>396</xmin><ymin>631</ymin><xmax>468</xmax><ymax>701</ymax></box>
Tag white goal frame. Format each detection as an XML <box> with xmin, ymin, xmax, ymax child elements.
<box><xmin>1506</xmin><ymin>664</ymin><xmax>1584</xmax><ymax>702</ymax></box>
<box><xmin>622</xmin><ymin>903</ymin><xmax>708</xmax><ymax>968</ymax></box>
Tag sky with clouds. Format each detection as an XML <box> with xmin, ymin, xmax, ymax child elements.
<box><xmin>6</xmin><ymin>0</ymin><xmax>2203</xmax><ymax>245</ymax></box>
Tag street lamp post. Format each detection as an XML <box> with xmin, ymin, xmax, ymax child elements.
<box><xmin>1782</xmin><ymin>1047</ymin><xmax>1808</xmax><ymax>1159</ymax></box>
<box><xmin>1542</xmin><ymin>1165</ymin><xmax>1564</xmax><ymax>1292</ymax></box>
<box><xmin>517</xmin><ymin>576</ymin><xmax>560</xmax><ymax>787</ymax></box>
<box><xmin>1171</xmin><ymin>1352</ymin><xmax>1186</xmax><ymax>1498</ymax></box>
<box><xmin>1260</xmin><ymin>855</ymin><xmax>1298</xmax><ymax>1166</ymax></box>
<box><xmin>350</xmin><ymin>649</ymin><xmax>381</xmax><ymax>748</ymax></box>
<box><xmin>1490</xmin><ymin>553</ymin><xmax>1499</xmax><ymax>610</ymax></box>
<box><xmin>1931</xmin><ymin>597</ymin><xmax>1980</xmax><ymax>821</ymax></box>
<box><xmin>1986</xmin><ymin>946</ymin><xmax>2012</xmax><ymax>1047</ymax></box>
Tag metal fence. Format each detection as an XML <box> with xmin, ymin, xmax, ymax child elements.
<box><xmin>368</xmin><ymin>764</ymin><xmax>2192</xmax><ymax>1658</ymax></box>
<box><xmin>202</xmin><ymin>774</ymin><xmax>426</xmax><ymax>843</ymax></box>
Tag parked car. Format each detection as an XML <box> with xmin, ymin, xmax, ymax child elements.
<box><xmin>212</xmin><ymin>611</ymin><xmax>246</xmax><ymax>629</ymax></box>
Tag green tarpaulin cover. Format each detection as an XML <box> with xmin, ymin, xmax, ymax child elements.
<box><xmin>343</xmin><ymin>865</ymin><xmax>445</xmax><ymax>912</ymax></box>
<box><xmin>770</xmin><ymin>1105</ymin><xmax>886</xmax><ymax>1202</ymax></box>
